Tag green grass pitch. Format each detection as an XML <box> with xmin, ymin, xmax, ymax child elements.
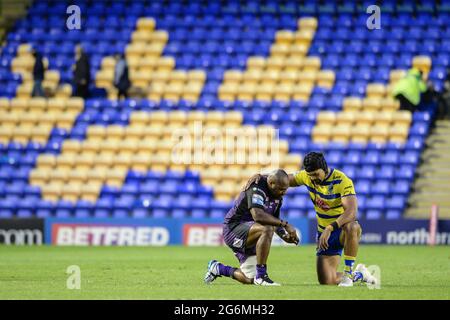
<box><xmin>0</xmin><ymin>245</ymin><xmax>448</xmax><ymax>300</ymax></box>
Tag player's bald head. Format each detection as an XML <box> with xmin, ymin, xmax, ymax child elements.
<box><xmin>267</xmin><ymin>169</ymin><xmax>289</xmax><ymax>198</ymax></box>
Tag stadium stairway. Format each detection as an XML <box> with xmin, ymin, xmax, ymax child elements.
<box><xmin>406</xmin><ymin>120</ymin><xmax>450</xmax><ymax>218</ymax></box>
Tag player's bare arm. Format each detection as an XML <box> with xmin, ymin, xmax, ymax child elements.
<box><xmin>288</xmin><ymin>174</ymin><xmax>299</xmax><ymax>187</ymax></box>
<box><xmin>250</xmin><ymin>208</ymin><xmax>298</xmax><ymax>242</ymax></box>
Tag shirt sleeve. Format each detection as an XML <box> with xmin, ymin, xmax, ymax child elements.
<box><xmin>292</xmin><ymin>170</ymin><xmax>306</xmax><ymax>186</ymax></box>
<box><xmin>338</xmin><ymin>175</ymin><xmax>356</xmax><ymax>197</ymax></box>
<box><xmin>246</xmin><ymin>186</ymin><xmax>268</xmax><ymax>210</ymax></box>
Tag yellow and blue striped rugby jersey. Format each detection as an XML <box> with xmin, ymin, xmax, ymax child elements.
<box><xmin>293</xmin><ymin>169</ymin><xmax>356</xmax><ymax>232</ymax></box>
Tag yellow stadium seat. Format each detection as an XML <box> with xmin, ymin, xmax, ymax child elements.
<box><xmin>157</xmin><ymin>57</ymin><xmax>175</xmax><ymax>72</ymax></box>
<box><xmin>16</xmin><ymin>83</ymin><xmax>33</xmax><ymax>98</ymax></box>
<box><xmin>136</xmin><ymin>17</ymin><xmax>155</xmax><ymax>31</ymax></box>
<box><xmin>149</xmin><ymin>111</ymin><xmax>168</xmax><ymax>125</ymax></box>
<box><xmin>150</xmin><ymin>154</ymin><xmax>171</xmax><ymax>172</ymax></box>
<box><xmin>362</xmin><ymin>97</ymin><xmax>382</xmax><ymax>112</ymax></box>
<box><xmin>13</xmin><ymin>127</ymin><xmax>32</xmax><ymax>144</ymax></box>
<box><xmin>236</xmin><ymin>83</ymin><xmax>256</xmax><ymax>101</ymax></box>
<box><xmin>247</xmin><ymin>56</ymin><xmax>266</xmax><ymax>71</ymax></box>
<box><xmin>67</xmin><ymin>169</ymin><xmax>89</xmax><ymax>185</ymax></box>
<box><xmin>187</xmin><ymin>111</ymin><xmax>206</xmax><ymax>123</ymax></box>
<box><xmin>336</xmin><ymin>112</ymin><xmax>356</xmax><ymax>126</ymax></box>
<box><xmin>105</xmin><ymin>125</ymin><xmax>125</xmax><ymax>140</ymax></box>
<box><xmin>47</xmin><ymin>98</ymin><xmax>66</xmax><ymax>113</ymax></box>
<box><xmin>36</xmin><ymin>154</ymin><xmax>56</xmax><ymax>170</ymax></box>
<box><xmin>370</xmin><ymin>125</ymin><xmax>389</xmax><ymax>143</ymax></box>
<box><xmin>142</xmin><ymin>126</ymin><xmax>163</xmax><ymax>139</ymax></box>
<box><xmin>298</xmin><ymin>17</ymin><xmax>318</xmax><ymax>31</ymax></box>
<box><xmin>41</xmin><ymin>184</ymin><xmax>62</xmax><ymax>202</ymax></box>
<box><xmin>86</xmin><ymin>125</ymin><xmax>106</xmax><ymax>141</ymax></box>
<box><xmin>270</xmin><ymin>43</ymin><xmax>290</xmax><ymax>57</ymax></box>
<box><xmin>242</xmin><ymin>69</ymin><xmax>262</xmax><ymax>85</ymax></box>
<box><xmin>101</xmin><ymin>56</ymin><xmax>116</xmax><ymax>69</ymax></box>
<box><xmin>392</xmin><ymin>111</ymin><xmax>412</xmax><ymax>126</ymax></box>
<box><xmin>125</xmin><ymin>43</ymin><xmax>146</xmax><ymax>59</ymax></box>
<box><xmin>82</xmin><ymin>140</ymin><xmax>101</xmax><ymax>153</ymax></box>
<box><xmin>104</xmin><ymin>169</ymin><xmax>127</xmax><ymax>188</ymax></box>
<box><xmin>130</xmin><ymin>111</ymin><xmax>150</xmax><ymax>126</ymax></box>
<box><xmin>188</xmin><ymin>70</ymin><xmax>206</xmax><ymax>83</ymax></box>
<box><xmin>389</xmin><ymin>125</ymin><xmax>409</xmax><ymax>143</ymax></box>
<box><xmin>0</xmin><ymin>97</ymin><xmax>10</xmax><ymax>111</ymax></box>
<box><xmin>382</xmin><ymin>97</ymin><xmax>400</xmax><ymax>112</ymax></box>
<box><xmin>350</xmin><ymin>125</ymin><xmax>370</xmax><ymax>143</ymax></box>
<box><xmin>88</xmin><ymin>168</ymin><xmax>107</xmax><ymax>185</ymax></box>
<box><xmin>218</xmin><ymin>83</ymin><xmax>238</xmax><ymax>101</ymax></box>
<box><xmin>201</xmin><ymin>169</ymin><xmax>222</xmax><ymax>185</ymax></box>
<box><xmin>61</xmin><ymin>140</ymin><xmax>81</xmax><ymax>155</ymax></box>
<box><xmin>302</xmin><ymin>57</ymin><xmax>321</xmax><ymax>72</ymax></box>
<box><xmin>224</xmin><ymin>111</ymin><xmax>243</xmax><ymax>127</ymax></box>
<box><xmin>54</xmin><ymin>84</ymin><xmax>72</xmax><ymax>99</ymax></box>
<box><xmin>168</xmin><ymin>111</ymin><xmax>187</xmax><ymax>125</ymax></box>
<box><xmin>223</xmin><ymin>70</ymin><xmax>242</xmax><ymax>84</ymax></box>
<box><xmin>164</xmin><ymin>83</ymin><xmax>183</xmax><ymax>102</ymax></box>
<box><xmin>205</xmin><ymin>111</ymin><xmax>224</xmax><ymax>126</ymax></box>
<box><xmin>298</xmin><ymin>70</ymin><xmax>317</xmax><ymax>84</ymax></box>
<box><xmin>31</xmin><ymin>126</ymin><xmax>51</xmax><ymax>144</ymax></box>
<box><xmin>273</xmin><ymin>83</ymin><xmax>293</xmax><ymax>102</ymax></box>
<box><xmin>254</xmin><ymin>83</ymin><xmax>274</xmax><ymax>101</ymax></box>
<box><xmin>150</xmin><ymin>30</ymin><xmax>169</xmax><ymax>45</ymax></box>
<box><xmin>131</xmin><ymin>154</ymin><xmax>152</xmax><ymax>172</ymax></box>
<box><xmin>117</xmin><ymin>140</ymin><xmax>139</xmax><ymax>154</ymax></box>
<box><xmin>316</xmin><ymin>111</ymin><xmax>336</xmax><ymax>126</ymax></box>
<box><xmin>55</xmin><ymin>113</ymin><xmax>77</xmax><ymax>130</ymax></box>
<box><xmin>284</xmin><ymin>56</ymin><xmax>304</xmax><ymax>72</ymax></box>
<box><xmin>390</xmin><ymin>69</ymin><xmax>407</xmax><ymax>85</ymax></box>
<box><xmin>74</xmin><ymin>154</ymin><xmax>95</xmax><ymax>171</ymax></box>
<box><xmin>366</xmin><ymin>83</ymin><xmax>386</xmax><ymax>98</ymax></box>
<box><xmin>275</xmin><ymin>30</ymin><xmax>294</xmax><ymax>44</ymax></box>
<box><xmin>56</xmin><ymin>154</ymin><xmax>76</xmax><ymax>171</ymax></box>
<box><xmin>131</xmin><ymin>30</ymin><xmax>153</xmax><ymax>42</ymax></box>
<box><xmin>49</xmin><ymin>170</ymin><xmax>69</xmax><ymax>184</ymax></box>
<box><xmin>112</xmin><ymin>154</ymin><xmax>132</xmax><ymax>171</ymax></box>
<box><xmin>312</xmin><ymin>125</ymin><xmax>332</xmax><ymax>144</ymax></box>
<box><xmin>260</xmin><ymin>70</ymin><xmax>280</xmax><ymax>86</ymax></box>
<box><xmin>80</xmin><ymin>184</ymin><xmax>102</xmax><ymax>202</ymax></box>
<box><xmin>316</xmin><ymin>70</ymin><xmax>335</xmax><ymax>89</ymax></box>
<box><xmin>293</xmin><ymin>30</ymin><xmax>315</xmax><ymax>46</ymax></box>
<box><xmin>279</xmin><ymin>70</ymin><xmax>298</xmax><ymax>84</ymax></box>
<box><xmin>265</xmin><ymin>57</ymin><xmax>284</xmax><ymax>72</ymax></box>
<box><xmin>214</xmin><ymin>183</ymin><xmax>237</xmax><ymax>202</ymax></box>
<box><xmin>374</xmin><ymin>113</ymin><xmax>393</xmax><ymax>126</ymax></box>
<box><xmin>355</xmin><ymin>111</ymin><xmax>375</xmax><ymax>126</ymax></box>
<box><xmin>182</xmin><ymin>83</ymin><xmax>203</xmax><ymax>102</ymax></box>
<box><xmin>412</xmin><ymin>56</ymin><xmax>432</xmax><ymax>74</ymax></box>
<box><xmin>289</xmin><ymin>43</ymin><xmax>309</xmax><ymax>57</ymax></box>
<box><xmin>0</xmin><ymin>113</ymin><xmax>18</xmax><ymax>129</ymax></box>
<box><xmin>147</xmin><ymin>83</ymin><xmax>165</xmax><ymax>101</ymax></box>
<box><xmin>19</xmin><ymin>113</ymin><xmax>39</xmax><ymax>127</ymax></box>
<box><xmin>332</xmin><ymin>125</ymin><xmax>351</xmax><ymax>143</ymax></box>
<box><xmin>66</xmin><ymin>97</ymin><xmax>84</xmax><ymax>112</ymax></box>
<box><xmin>9</xmin><ymin>98</ymin><xmax>29</xmax><ymax>113</ymax></box>
<box><xmin>343</xmin><ymin>97</ymin><xmax>362</xmax><ymax>112</ymax></box>
<box><xmin>292</xmin><ymin>83</ymin><xmax>313</xmax><ymax>101</ymax></box>
<box><xmin>29</xmin><ymin>170</ymin><xmax>49</xmax><ymax>186</ymax></box>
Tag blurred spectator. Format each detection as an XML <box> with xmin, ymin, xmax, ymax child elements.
<box><xmin>31</xmin><ymin>49</ymin><xmax>45</xmax><ymax>97</ymax></box>
<box><xmin>392</xmin><ymin>68</ymin><xmax>427</xmax><ymax>112</ymax></box>
<box><xmin>73</xmin><ymin>45</ymin><xmax>90</xmax><ymax>99</ymax></box>
<box><xmin>113</xmin><ymin>53</ymin><xmax>130</xmax><ymax>100</ymax></box>
<box><xmin>436</xmin><ymin>69</ymin><xmax>450</xmax><ymax>120</ymax></box>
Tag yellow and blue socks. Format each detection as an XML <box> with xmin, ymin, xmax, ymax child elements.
<box><xmin>343</xmin><ymin>255</ymin><xmax>355</xmax><ymax>276</ymax></box>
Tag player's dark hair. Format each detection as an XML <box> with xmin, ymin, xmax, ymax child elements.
<box><xmin>303</xmin><ymin>152</ymin><xmax>328</xmax><ymax>173</ymax></box>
